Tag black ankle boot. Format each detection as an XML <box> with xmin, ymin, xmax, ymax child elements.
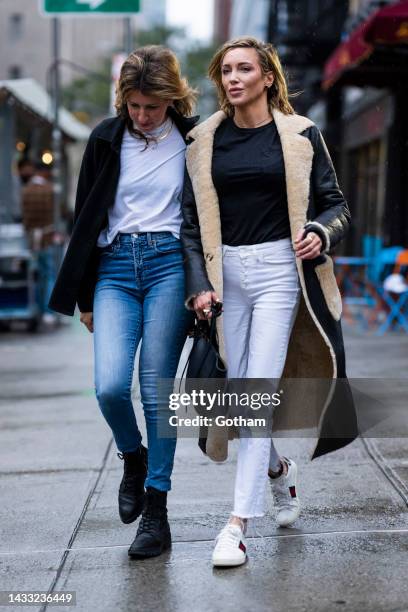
<box><xmin>118</xmin><ymin>444</ymin><xmax>148</xmax><ymax>524</ymax></box>
<box><xmin>128</xmin><ymin>487</ymin><xmax>171</xmax><ymax>558</ymax></box>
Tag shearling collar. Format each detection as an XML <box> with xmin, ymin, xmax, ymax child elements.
<box><xmin>185</xmin><ymin>107</ymin><xmax>316</xmax><ymax>261</ymax></box>
<box><xmin>186</xmin><ymin>108</ymin><xmax>314</xmax><ymax>141</ymax></box>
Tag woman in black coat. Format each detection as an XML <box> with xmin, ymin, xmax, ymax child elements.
<box><xmin>49</xmin><ymin>46</ymin><xmax>197</xmax><ymax>559</ymax></box>
<box><xmin>180</xmin><ymin>36</ymin><xmax>358</xmax><ymax>567</ymax></box>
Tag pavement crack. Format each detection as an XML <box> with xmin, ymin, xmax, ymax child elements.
<box><xmin>39</xmin><ymin>438</ymin><xmax>113</xmax><ymax>612</ymax></box>
<box><xmin>0</xmin><ymin>468</ymin><xmax>101</xmax><ymax>476</ymax></box>
<box><xmin>0</xmin><ymin>390</ymin><xmax>93</xmax><ymax>402</ymax></box>
<box><xmin>3</xmin><ymin>527</ymin><xmax>408</xmax><ymax>557</ymax></box>
<box><xmin>361</xmin><ymin>437</ymin><xmax>408</xmax><ymax>506</ymax></box>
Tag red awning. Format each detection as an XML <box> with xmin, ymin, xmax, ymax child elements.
<box><xmin>365</xmin><ymin>0</ymin><xmax>408</xmax><ymax>43</ymax></box>
<box><xmin>323</xmin><ymin>1</ymin><xmax>408</xmax><ymax>90</ymax></box>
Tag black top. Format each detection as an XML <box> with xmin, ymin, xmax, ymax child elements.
<box><xmin>212</xmin><ymin>117</ymin><xmax>291</xmax><ymax>246</ymax></box>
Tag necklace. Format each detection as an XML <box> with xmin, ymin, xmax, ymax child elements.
<box><xmin>136</xmin><ymin>119</ymin><xmax>173</xmax><ymax>143</ymax></box>
<box><xmin>233</xmin><ymin>115</ymin><xmax>272</xmax><ymax>129</ymax></box>
<box><xmin>153</xmin><ymin>119</ymin><xmax>173</xmax><ymax>141</ymax></box>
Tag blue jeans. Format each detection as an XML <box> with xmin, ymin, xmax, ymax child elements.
<box><xmin>38</xmin><ymin>246</ymin><xmax>57</xmax><ymax>314</ymax></box>
<box><xmin>93</xmin><ymin>232</ymin><xmax>192</xmax><ymax>491</ymax></box>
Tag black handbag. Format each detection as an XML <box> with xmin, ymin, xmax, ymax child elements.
<box><xmin>182</xmin><ymin>304</ymin><xmax>227</xmax><ymax>454</ymax></box>
<box><xmin>186</xmin><ymin>307</ymin><xmax>226</xmax><ymax>380</ymax></box>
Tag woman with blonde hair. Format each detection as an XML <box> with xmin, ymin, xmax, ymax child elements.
<box><xmin>49</xmin><ymin>46</ymin><xmax>198</xmax><ymax>559</ymax></box>
<box><xmin>181</xmin><ymin>37</ymin><xmax>356</xmax><ymax>566</ymax></box>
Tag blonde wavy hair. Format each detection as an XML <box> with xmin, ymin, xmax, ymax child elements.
<box><xmin>208</xmin><ymin>36</ymin><xmax>296</xmax><ymax>116</ymax></box>
<box><xmin>115</xmin><ymin>45</ymin><xmax>197</xmax><ymax>134</ymax></box>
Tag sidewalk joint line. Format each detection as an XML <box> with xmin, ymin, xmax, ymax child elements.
<box><xmin>38</xmin><ymin>438</ymin><xmax>113</xmax><ymax>612</ymax></box>
<box><xmin>3</xmin><ymin>527</ymin><xmax>408</xmax><ymax>557</ymax></box>
<box><xmin>361</xmin><ymin>436</ymin><xmax>408</xmax><ymax>506</ymax></box>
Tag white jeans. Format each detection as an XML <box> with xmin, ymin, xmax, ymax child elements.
<box><xmin>222</xmin><ymin>238</ymin><xmax>301</xmax><ymax>518</ymax></box>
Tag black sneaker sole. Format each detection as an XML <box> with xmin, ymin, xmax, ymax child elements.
<box><xmin>128</xmin><ymin>536</ymin><xmax>172</xmax><ymax>559</ymax></box>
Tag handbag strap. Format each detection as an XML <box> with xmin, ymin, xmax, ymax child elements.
<box><xmin>207</xmin><ymin>312</ymin><xmax>226</xmax><ymax>371</ymax></box>
<box><xmin>178</xmin><ymin>305</ymin><xmax>225</xmax><ymax>391</ymax></box>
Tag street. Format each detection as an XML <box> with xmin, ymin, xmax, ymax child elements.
<box><xmin>0</xmin><ymin>319</ymin><xmax>407</xmax><ymax>612</ymax></box>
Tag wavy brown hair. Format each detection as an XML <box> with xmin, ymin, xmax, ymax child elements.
<box><xmin>115</xmin><ymin>45</ymin><xmax>197</xmax><ymax>139</ymax></box>
<box><xmin>208</xmin><ymin>36</ymin><xmax>297</xmax><ymax>116</ymax></box>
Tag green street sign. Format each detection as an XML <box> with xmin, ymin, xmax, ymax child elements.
<box><xmin>42</xmin><ymin>0</ymin><xmax>140</xmax><ymax>14</ymax></box>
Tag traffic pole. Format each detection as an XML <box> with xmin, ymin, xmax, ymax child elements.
<box><xmin>124</xmin><ymin>16</ymin><xmax>132</xmax><ymax>56</ymax></box>
<box><xmin>51</xmin><ymin>16</ymin><xmax>62</xmax><ymax>237</ymax></box>
<box><xmin>51</xmin><ymin>16</ymin><xmax>63</xmax><ymax>313</ymax></box>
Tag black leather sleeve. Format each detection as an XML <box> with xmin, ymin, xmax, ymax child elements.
<box><xmin>180</xmin><ymin>167</ymin><xmax>214</xmax><ymax>308</ymax></box>
<box><xmin>77</xmin><ymin>247</ymin><xmax>100</xmax><ymax>313</ymax></box>
<box><xmin>302</xmin><ymin>125</ymin><xmax>351</xmax><ymax>252</ymax></box>
<box><xmin>74</xmin><ymin>134</ymin><xmax>100</xmax><ymax>313</ymax></box>
<box><xmin>74</xmin><ymin>134</ymin><xmax>99</xmax><ymax>223</ymax></box>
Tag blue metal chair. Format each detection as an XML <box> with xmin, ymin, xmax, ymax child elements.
<box><xmin>362</xmin><ymin>235</ymin><xmax>382</xmax><ymax>283</ymax></box>
<box><xmin>371</xmin><ymin>246</ymin><xmax>404</xmax><ymax>285</ymax></box>
<box><xmin>373</xmin><ymin>246</ymin><xmax>408</xmax><ymax>336</ymax></box>
<box><xmin>334</xmin><ymin>256</ymin><xmax>376</xmax><ymax>330</ymax></box>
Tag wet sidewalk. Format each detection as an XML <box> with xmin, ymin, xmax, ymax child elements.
<box><xmin>0</xmin><ymin>319</ymin><xmax>407</xmax><ymax>612</ymax></box>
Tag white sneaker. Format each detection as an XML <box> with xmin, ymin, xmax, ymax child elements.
<box><xmin>269</xmin><ymin>457</ymin><xmax>300</xmax><ymax>527</ymax></box>
<box><xmin>212</xmin><ymin>523</ymin><xmax>247</xmax><ymax>567</ymax></box>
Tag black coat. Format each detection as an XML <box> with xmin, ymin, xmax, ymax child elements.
<box><xmin>179</xmin><ymin>109</ymin><xmax>358</xmax><ymax>462</ymax></box>
<box><xmin>49</xmin><ymin>109</ymin><xmax>198</xmax><ymax>316</ymax></box>
<box><xmin>181</xmin><ymin>123</ymin><xmax>350</xmax><ymax>304</ymax></box>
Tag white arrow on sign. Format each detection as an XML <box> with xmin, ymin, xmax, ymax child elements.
<box><xmin>77</xmin><ymin>0</ymin><xmax>107</xmax><ymax>9</ymax></box>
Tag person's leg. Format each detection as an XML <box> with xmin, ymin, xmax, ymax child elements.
<box><xmin>214</xmin><ymin>241</ymin><xmax>301</xmax><ymax>566</ymax></box>
<box><xmin>232</xmin><ymin>240</ymin><xmax>301</xmax><ymax>520</ymax></box>
<box><xmin>212</xmin><ymin>247</ymin><xmax>253</xmax><ymax>567</ymax></box>
<box><xmin>246</xmin><ymin>240</ymin><xmax>301</xmax><ymax>525</ymax></box>
<box><xmin>246</xmin><ymin>241</ymin><xmax>300</xmax><ymax>380</ymax></box>
<box><xmin>93</xmin><ymin>236</ymin><xmax>147</xmax><ymax>524</ymax></box>
<box><xmin>128</xmin><ymin>233</ymin><xmax>192</xmax><ymax>559</ymax></box>
<box><xmin>93</xmin><ymin>243</ymin><xmax>143</xmax><ymax>453</ymax></box>
<box><xmin>138</xmin><ymin>245</ymin><xmax>192</xmax><ymax>492</ymax></box>
<box><xmin>41</xmin><ymin>246</ymin><xmax>57</xmax><ymax>319</ymax></box>
<box><xmin>222</xmin><ymin>246</ymin><xmax>253</xmax><ymax>380</ymax></box>
<box><xmin>223</xmin><ymin>248</ymin><xmax>254</xmax><ymax>508</ymax></box>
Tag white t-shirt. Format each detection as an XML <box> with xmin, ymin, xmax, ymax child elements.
<box><xmin>97</xmin><ymin>118</ymin><xmax>186</xmax><ymax>247</ymax></box>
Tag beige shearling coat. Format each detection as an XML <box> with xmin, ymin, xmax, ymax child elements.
<box><xmin>181</xmin><ymin>109</ymin><xmax>358</xmax><ymax>462</ymax></box>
